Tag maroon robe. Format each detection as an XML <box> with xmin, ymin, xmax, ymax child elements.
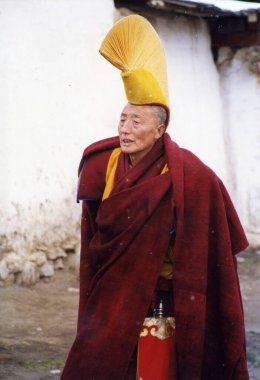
<box><xmin>61</xmin><ymin>133</ymin><xmax>249</xmax><ymax>380</ymax></box>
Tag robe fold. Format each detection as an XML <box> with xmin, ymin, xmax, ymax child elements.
<box><xmin>61</xmin><ymin>133</ymin><xmax>249</xmax><ymax>380</ymax></box>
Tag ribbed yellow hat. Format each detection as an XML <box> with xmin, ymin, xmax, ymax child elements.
<box><xmin>99</xmin><ymin>15</ymin><xmax>170</xmax><ymax>124</ymax></box>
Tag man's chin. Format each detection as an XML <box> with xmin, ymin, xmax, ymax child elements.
<box><xmin>120</xmin><ymin>146</ymin><xmax>136</xmax><ymax>154</ymax></box>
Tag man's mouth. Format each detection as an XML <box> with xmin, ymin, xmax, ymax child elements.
<box><xmin>121</xmin><ymin>138</ymin><xmax>134</xmax><ymax>145</ymax></box>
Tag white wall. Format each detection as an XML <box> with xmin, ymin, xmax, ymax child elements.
<box><xmin>218</xmin><ymin>47</ymin><xmax>260</xmax><ymax>246</ymax></box>
<box><xmin>156</xmin><ymin>15</ymin><xmax>227</xmax><ymax>182</ymax></box>
<box><xmin>0</xmin><ymin>0</ymin><xmax>124</xmax><ymax>257</ymax></box>
<box><xmin>0</xmin><ymin>0</ymin><xmax>258</xmax><ymax>268</ymax></box>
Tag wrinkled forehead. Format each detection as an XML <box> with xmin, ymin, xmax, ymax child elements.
<box><xmin>120</xmin><ymin>103</ymin><xmax>152</xmax><ymax>117</ymax></box>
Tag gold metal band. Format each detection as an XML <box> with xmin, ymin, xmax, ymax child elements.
<box><xmin>140</xmin><ymin>317</ymin><xmax>175</xmax><ymax>340</ymax></box>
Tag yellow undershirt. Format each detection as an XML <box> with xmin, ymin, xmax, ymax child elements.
<box><xmin>102</xmin><ymin>148</ymin><xmax>173</xmax><ymax>279</ymax></box>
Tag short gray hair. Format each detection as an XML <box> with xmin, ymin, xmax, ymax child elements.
<box><xmin>149</xmin><ymin>105</ymin><xmax>167</xmax><ymax>125</ymax></box>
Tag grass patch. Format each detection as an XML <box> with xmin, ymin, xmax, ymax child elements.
<box><xmin>247</xmin><ymin>351</ymin><xmax>260</xmax><ymax>364</ymax></box>
<box><xmin>18</xmin><ymin>358</ymin><xmax>64</xmax><ymax>369</ymax></box>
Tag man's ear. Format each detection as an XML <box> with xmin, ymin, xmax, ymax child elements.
<box><xmin>156</xmin><ymin>124</ymin><xmax>166</xmax><ymax>139</ymax></box>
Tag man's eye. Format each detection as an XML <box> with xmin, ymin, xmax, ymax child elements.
<box><xmin>133</xmin><ymin>120</ymin><xmax>139</xmax><ymax>125</ymax></box>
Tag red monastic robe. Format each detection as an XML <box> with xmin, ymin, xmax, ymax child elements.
<box><xmin>61</xmin><ymin>133</ymin><xmax>249</xmax><ymax>380</ymax></box>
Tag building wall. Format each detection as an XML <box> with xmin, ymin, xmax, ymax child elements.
<box><xmin>0</xmin><ymin>0</ymin><xmax>122</xmax><ymax>263</ymax></box>
<box><xmin>0</xmin><ymin>0</ymin><xmax>258</xmax><ymax>284</ymax></box>
<box><xmin>218</xmin><ymin>46</ymin><xmax>260</xmax><ymax>246</ymax></box>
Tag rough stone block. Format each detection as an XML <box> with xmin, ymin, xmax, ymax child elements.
<box><xmin>47</xmin><ymin>247</ymin><xmax>67</xmax><ymax>261</ymax></box>
<box><xmin>39</xmin><ymin>261</ymin><xmax>54</xmax><ymax>277</ymax></box>
<box><xmin>20</xmin><ymin>261</ymin><xmax>40</xmax><ymax>286</ymax></box>
<box><xmin>29</xmin><ymin>251</ymin><xmax>47</xmax><ymax>266</ymax></box>
<box><xmin>0</xmin><ymin>260</ymin><xmax>9</xmax><ymax>280</ymax></box>
<box><xmin>54</xmin><ymin>258</ymin><xmax>64</xmax><ymax>270</ymax></box>
<box><xmin>5</xmin><ymin>252</ymin><xmax>24</xmax><ymax>274</ymax></box>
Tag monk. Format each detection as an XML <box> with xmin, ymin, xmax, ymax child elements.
<box><xmin>61</xmin><ymin>102</ymin><xmax>249</xmax><ymax>380</ymax></box>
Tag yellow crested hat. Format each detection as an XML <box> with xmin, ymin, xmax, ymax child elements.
<box><xmin>99</xmin><ymin>15</ymin><xmax>170</xmax><ymax>124</ymax></box>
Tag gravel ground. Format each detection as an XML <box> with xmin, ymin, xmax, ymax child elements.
<box><xmin>0</xmin><ymin>250</ymin><xmax>259</xmax><ymax>380</ymax></box>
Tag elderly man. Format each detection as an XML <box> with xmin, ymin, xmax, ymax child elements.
<box><xmin>61</xmin><ymin>15</ymin><xmax>249</xmax><ymax>380</ymax></box>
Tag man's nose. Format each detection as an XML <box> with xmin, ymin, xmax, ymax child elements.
<box><xmin>120</xmin><ymin>120</ymin><xmax>131</xmax><ymax>133</ymax></box>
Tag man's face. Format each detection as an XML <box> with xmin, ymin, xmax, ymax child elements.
<box><xmin>118</xmin><ymin>103</ymin><xmax>164</xmax><ymax>164</ymax></box>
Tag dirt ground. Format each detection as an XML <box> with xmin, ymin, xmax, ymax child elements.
<box><xmin>0</xmin><ymin>250</ymin><xmax>259</xmax><ymax>380</ymax></box>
